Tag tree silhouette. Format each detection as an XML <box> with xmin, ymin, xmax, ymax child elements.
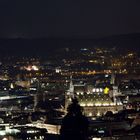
<box><xmin>60</xmin><ymin>98</ymin><xmax>89</xmax><ymax>140</ymax></box>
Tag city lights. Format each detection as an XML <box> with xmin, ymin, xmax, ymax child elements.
<box><xmin>0</xmin><ymin>1</ymin><xmax>139</xmax><ymax>140</ymax></box>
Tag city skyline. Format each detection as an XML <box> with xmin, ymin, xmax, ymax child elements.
<box><xmin>0</xmin><ymin>1</ymin><xmax>140</xmax><ymax>140</ymax></box>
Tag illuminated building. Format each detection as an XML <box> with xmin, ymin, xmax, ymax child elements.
<box><xmin>65</xmin><ymin>76</ymin><xmax>123</xmax><ymax>117</ymax></box>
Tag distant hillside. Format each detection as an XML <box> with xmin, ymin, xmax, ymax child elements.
<box><xmin>0</xmin><ymin>33</ymin><xmax>140</xmax><ymax>57</ymax></box>
<box><xmin>97</xmin><ymin>33</ymin><xmax>140</xmax><ymax>48</ymax></box>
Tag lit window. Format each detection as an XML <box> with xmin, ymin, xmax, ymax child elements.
<box><xmin>100</xmin><ymin>88</ymin><xmax>103</xmax><ymax>92</ymax></box>
<box><xmin>92</xmin><ymin>88</ymin><xmax>96</xmax><ymax>92</ymax></box>
<box><xmin>96</xmin><ymin>88</ymin><xmax>99</xmax><ymax>92</ymax></box>
<box><xmin>89</xmin><ymin>112</ymin><xmax>92</xmax><ymax>116</ymax></box>
<box><xmin>80</xmin><ymin>103</ymin><xmax>86</xmax><ymax>107</ymax></box>
<box><xmin>97</xmin><ymin>112</ymin><xmax>101</xmax><ymax>116</ymax></box>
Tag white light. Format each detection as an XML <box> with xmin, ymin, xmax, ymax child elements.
<box><xmin>97</xmin><ymin>112</ymin><xmax>101</xmax><ymax>116</ymax></box>
<box><xmin>92</xmin><ymin>88</ymin><xmax>96</xmax><ymax>92</ymax></box>
<box><xmin>125</xmin><ymin>86</ymin><xmax>128</xmax><ymax>89</ymax></box>
<box><xmin>56</xmin><ymin>68</ymin><xmax>61</xmax><ymax>73</ymax></box>
<box><xmin>80</xmin><ymin>103</ymin><xmax>86</xmax><ymax>107</ymax></box>
<box><xmin>117</xmin><ymin>102</ymin><xmax>123</xmax><ymax>105</ymax></box>
<box><xmin>95</xmin><ymin>103</ymin><xmax>101</xmax><ymax>106</ymax></box>
<box><xmin>87</xmin><ymin>103</ymin><xmax>93</xmax><ymax>106</ymax></box>
<box><xmin>2</xmin><ymin>138</ymin><xmax>8</xmax><ymax>140</ymax></box>
<box><xmin>96</xmin><ymin>88</ymin><xmax>99</xmax><ymax>92</ymax></box>
<box><xmin>89</xmin><ymin>112</ymin><xmax>92</xmax><ymax>116</ymax></box>
<box><xmin>32</xmin><ymin>65</ymin><xmax>39</xmax><ymax>71</ymax></box>
<box><xmin>67</xmin><ymin>92</ymin><xmax>70</xmax><ymax>95</ymax></box>
<box><xmin>100</xmin><ymin>88</ymin><xmax>103</xmax><ymax>92</ymax></box>
<box><xmin>10</xmin><ymin>83</ymin><xmax>14</xmax><ymax>89</ymax></box>
<box><xmin>103</xmin><ymin>103</ymin><xmax>109</xmax><ymax>106</ymax></box>
<box><xmin>0</xmin><ymin>131</ymin><xmax>6</xmax><ymax>136</ymax></box>
<box><xmin>105</xmin><ymin>74</ymin><xmax>109</xmax><ymax>78</ymax></box>
<box><xmin>110</xmin><ymin>103</ymin><xmax>115</xmax><ymax>106</ymax></box>
<box><xmin>30</xmin><ymin>88</ymin><xmax>37</xmax><ymax>91</ymax></box>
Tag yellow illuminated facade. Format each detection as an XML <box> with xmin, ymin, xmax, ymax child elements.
<box><xmin>104</xmin><ymin>87</ymin><xmax>109</xmax><ymax>94</ymax></box>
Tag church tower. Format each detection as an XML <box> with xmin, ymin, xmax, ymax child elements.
<box><xmin>65</xmin><ymin>76</ymin><xmax>75</xmax><ymax>112</ymax></box>
<box><xmin>110</xmin><ymin>73</ymin><xmax>115</xmax><ymax>85</ymax></box>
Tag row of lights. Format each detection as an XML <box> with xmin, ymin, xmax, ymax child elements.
<box><xmin>79</xmin><ymin>97</ymin><xmax>109</xmax><ymax>100</ymax></box>
<box><xmin>26</xmin><ymin>136</ymin><xmax>44</xmax><ymax>139</ymax></box>
<box><xmin>88</xmin><ymin>112</ymin><xmax>101</xmax><ymax>117</ymax></box>
<box><xmin>80</xmin><ymin>102</ymin><xmax>122</xmax><ymax>107</ymax></box>
<box><xmin>76</xmin><ymin>91</ymin><xmax>103</xmax><ymax>95</ymax></box>
<box><xmin>75</xmin><ymin>87</ymin><xmax>109</xmax><ymax>95</ymax></box>
<box><xmin>76</xmin><ymin>88</ymin><xmax>104</xmax><ymax>94</ymax></box>
<box><xmin>93</xmin><ymin>88</ymin><xmax>103</xmax><ymax>93</ymax></box>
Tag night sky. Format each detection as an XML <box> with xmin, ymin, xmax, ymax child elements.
<box><xmin>0</xmin><ymin>0</ymin><xmax>140</xmax><ymax>38</ymax></box>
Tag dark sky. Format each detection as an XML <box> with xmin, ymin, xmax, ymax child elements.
<box><xmin>0</xmin><ymin>0</ymin><xmax>140</xmax><ymax>38</ymax></box>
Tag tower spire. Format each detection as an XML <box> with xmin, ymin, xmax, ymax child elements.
<box><xmin>69</xmin><ymin>75</ymin><xmax>74</xmax><ymax>94</ymax></box>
